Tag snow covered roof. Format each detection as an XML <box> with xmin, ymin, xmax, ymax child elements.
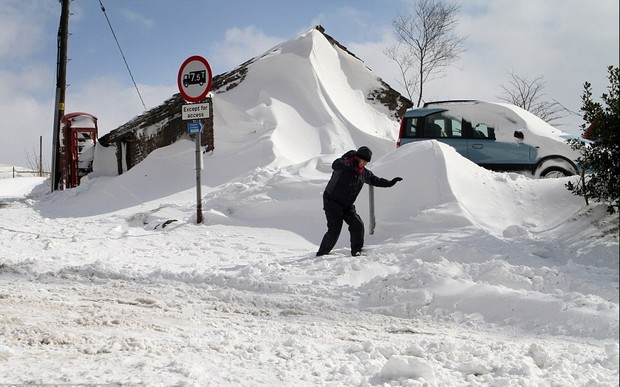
<box><xmin>100</xmin><ymin>26</ymin><xmax>412</xmax><ymax>148</ymax></box>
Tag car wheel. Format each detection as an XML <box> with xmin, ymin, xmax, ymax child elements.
<box><xmin>534</xmin><ymin>158</ymin><xmax>576</xmax><ymax>179</ymax></box>
<box><xmin>539</xmin><ymin>166</ymin><xmax>573</xmax><ymax>179</ymax></box>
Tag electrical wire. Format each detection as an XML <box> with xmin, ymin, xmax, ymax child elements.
<box><xmin>98</xmin><ymin>0</ymin><xmax>147</xmax><ymax>111</ymax></box>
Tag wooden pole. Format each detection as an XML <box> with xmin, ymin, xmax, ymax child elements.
<box><xmin>50</xmin><ymin>0</ymin><xmax>69</xmax><ymax>192</ymax></box>
<box><xmin>39</xmin><ymin>135</ymin><xmax>43</xmax><ymax>177</ymax></box>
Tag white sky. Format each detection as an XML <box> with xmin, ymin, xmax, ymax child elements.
<box><xmin>0</xmin><ymin>0</ymin><xmax>618</xmax><ymax>168</ymax></box>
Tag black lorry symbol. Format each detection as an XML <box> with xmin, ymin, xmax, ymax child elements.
<box><xmin>183</xmin><ymin>70</ymin><xmax>206</xmax><ymax>88</ymax></box>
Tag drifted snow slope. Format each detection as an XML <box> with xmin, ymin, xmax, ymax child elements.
<box><xmin>210</xmin><ymin>29</ymin><xmax>398</xmax><ymax>182</ymax></box>
<box><xmin>1</xmin><ymin>29</ymin><xmax>618</xmax><ymax>386</ymax></box>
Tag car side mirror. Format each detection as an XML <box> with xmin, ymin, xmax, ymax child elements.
<box><xmin>514</xmin><ymin>130</ymin><xmax>524</xmax><ymax>140</ymax></box>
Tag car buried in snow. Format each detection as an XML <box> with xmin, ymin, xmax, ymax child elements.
<box><xmin>397</xmin><ymin>100</ymin><xmax>589</xmax><ymax>178</ymax></box>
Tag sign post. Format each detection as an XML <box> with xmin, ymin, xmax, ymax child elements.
<box><xmin>369</xmin><ymin>185</ymin><xmax>376</xmax><ymax>235</ymax></box>
<box><xmin>178</xmin><ymin>55</ymin><xmax>212</xmax><ymax>224</ymax></box>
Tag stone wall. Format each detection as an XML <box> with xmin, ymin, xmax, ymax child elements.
<box><xmin>99</xmin><ymin>96</ymin><xmax>214</xmax><ymax>175</ymax></box>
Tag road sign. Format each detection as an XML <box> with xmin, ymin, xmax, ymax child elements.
<box><xmin>178</xmin><ymin>56</ymin><xmax>212</xmax><ymax>225</ymax></box>
<box><xmin>187</xmin><ymin>121</ymin><xmax>204</xmax><ymax>134</ymax></box>
<box><xmin>182</xmin><ymin>102</ymin><xmax>210</xmax><ymax>120</ymax></box>
<box><xmin>178</xmin><ymin>55</ymin><xmax>212</xmax><ymax>103</ymax></box>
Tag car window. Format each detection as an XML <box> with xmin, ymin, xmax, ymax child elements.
<box><xmin>425</xmin><ymin>113</ymin><xmax>462</xmax><ymax>138</ymax></box>
<box><xmin>425</xmin><ymin>120</ymin><xmax>444</xmax><ymax>138</ymax></box>
<box><xmin>445</xmin><ymin>118</ymin><xmax>462</xmax><ymax>138</ymax></box>
<box><xmin>473</xmin><ymin>123</ymin><xmax>496</xmax><ymax>139</ymax></box>
<box><xmin>403</xmin><ymin>113</ymin><xmax>467</xmax><ymax>139</ymax></box>
<box><xmin>403</xmin><ymin>118</ymin><xmax>418</xmax><ymax>137</ymax></box>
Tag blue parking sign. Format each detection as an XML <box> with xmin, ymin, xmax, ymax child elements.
<box><xmin>187</xmin><ymin>121</ymin><xmax>203</xmax><ymax>134</ymax></box>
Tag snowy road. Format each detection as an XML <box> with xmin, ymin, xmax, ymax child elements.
<box><xmin>1</xmin><ymin>192</ymin><xmax>618</xmax><ymax>386</ymax></box>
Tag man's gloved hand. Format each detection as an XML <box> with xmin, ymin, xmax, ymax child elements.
<box><xmin>389</xmin><ymin>177</ymin><xmax>403</xmax><ymax>186</ymax></box>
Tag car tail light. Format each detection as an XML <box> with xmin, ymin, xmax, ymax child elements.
<box><xmin>396</xmin><ymin>116</ymin><xmax>405</xmax><ymax>148</ymax></box>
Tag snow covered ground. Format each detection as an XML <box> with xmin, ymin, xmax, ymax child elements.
<box><xmin>1</xmin><ymin>28</ymin><xmax>618</xmax><ymax>386</ymax></box>
<box><xmin>1</xmin><ymin>140</ymin><xmax>618</xmax><ymax>386</ymax></box>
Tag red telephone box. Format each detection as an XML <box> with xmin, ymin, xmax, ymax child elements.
<box><xmin>60</xmin><ymin>112</ymin><xmax>98</xmax><ymax>188</ymax></box>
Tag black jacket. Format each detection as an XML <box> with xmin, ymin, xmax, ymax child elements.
<box><xmin>323</xmin><ymin>150</ymin><xmax>392</xmax><ymax>206</ymax></box>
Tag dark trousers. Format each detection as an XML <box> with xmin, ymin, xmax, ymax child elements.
<box><xmin>317</xmin><ymin>196</ymin><xmax>364</xmax><ymax>255</ymax></box>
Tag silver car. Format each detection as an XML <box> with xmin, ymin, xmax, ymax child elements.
<box><xmin>397</xmin><ymin>100</ymin><xmax>587</xmax><ymax>178</ymax></box>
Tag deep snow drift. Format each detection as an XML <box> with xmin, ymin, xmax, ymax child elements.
<box><xmin>1</xmin><ymin>28</ymin><xmax>618</xmax><ymax>386</ymax></box>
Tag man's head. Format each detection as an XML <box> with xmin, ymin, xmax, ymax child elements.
<box><xmin>356</xmin><ymin>146</ymin><xmax>372</xmax><ymax>162</ymax></box>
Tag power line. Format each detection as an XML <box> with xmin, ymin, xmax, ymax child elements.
<box><xmin>98</xmin><ymin>0</ymin><xmax>147</xmax><ymax>111</ymax></box>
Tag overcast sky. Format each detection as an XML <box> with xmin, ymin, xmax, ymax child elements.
<box><xmin>1</xmin><ymin>0</ymin><xmax>618</xmax><ymax>168</ymax></box>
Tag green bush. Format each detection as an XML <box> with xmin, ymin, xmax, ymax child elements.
<box><xmin>566</xmin><ymin>66</ymin><xmax>619</xmax><ymax>214</ymax></box>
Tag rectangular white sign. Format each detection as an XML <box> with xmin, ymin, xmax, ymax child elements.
<box><xmin>182</xmin><ymin>102</ymin><xmax>210</xmax><ymax>120</ymax></box>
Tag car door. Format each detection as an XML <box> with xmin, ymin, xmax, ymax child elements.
<box><xmin>466</xmin><ymin>122</ymin><xmax>533</xmax><ymax>169</ymax></box>
<box><xmin>425</xmin><ymin>115</ymin><xmax>469</xmax><ymax>158</ymax></box>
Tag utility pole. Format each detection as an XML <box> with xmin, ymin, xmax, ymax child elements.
<box><xmin>39</xmin><ymin>135</ymin><xmax>43</xmax><ymax>177</ymax></box>
<box><xmin>50</xmin><ymin>0</ymin><xmax>69</xmax><ymax>192</ymax></box>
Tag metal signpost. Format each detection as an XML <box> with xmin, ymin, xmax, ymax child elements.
<box><xmin>178</xmin><ymin>55</ymin><xmax>213</xmax><ymax>224</ymax></box>
<box><xmin>369</xmin><ymin>185</ymin><xmax>376</xmax><ymax>235</ymax></box>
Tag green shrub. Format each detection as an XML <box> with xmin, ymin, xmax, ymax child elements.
<box><xmin>566</xmin><ymin>66</ymin><xmax>619</xmax><ymax>214</ymax></box>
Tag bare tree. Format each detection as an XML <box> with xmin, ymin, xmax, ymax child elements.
<box><xmin>498</xmin><ymin>70</ymin><xmax>572</xmax><ymax>125</ymax></box>
<box><xmin>384</xmin><ymin>43</ymin><xmax>418</xmax><ymax>102</ymax></box>
<box><xmin>385</xmin><ymin>0</ymin><xmax>465</xmax><ymax>107</ymax></box>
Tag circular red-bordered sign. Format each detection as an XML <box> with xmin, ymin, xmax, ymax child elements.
<box><xmin>177</xmin><ymin>55</ymin><xmax>213</xmax><ymax>103</ymax></box>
